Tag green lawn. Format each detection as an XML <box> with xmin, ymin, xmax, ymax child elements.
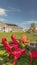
<box><xmin>0</xmin><ymin>32</ymin><xmax>37</xmax><ymax>65</ymax></box>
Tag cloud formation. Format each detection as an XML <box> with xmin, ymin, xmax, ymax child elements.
<box><xmin>8</xmin><ymin>7</ymin><xmax>21</xmax><ymax>12</ymax></box>
<box><xmin>0</xmin><ymin>8</ymin><xmax>7</xmax><ymax>16</ymax></box>
<box><xmin>22</xmin><ymin>21</ymin><xmax>37</xmax><ymax>24</ymax></box>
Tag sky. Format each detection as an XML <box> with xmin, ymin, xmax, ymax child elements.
<box><xmin>0</xmin><ymin>0</ymin><xmax>37</xmax><ymax>29</ymax></box>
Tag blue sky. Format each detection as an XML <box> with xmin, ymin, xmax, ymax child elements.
<box><xmin>0</xmin><ymin>0</ymin><xmax>37</xmax><ymax>29</ymax></box>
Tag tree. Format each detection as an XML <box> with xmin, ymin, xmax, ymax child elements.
<box><xmin>29</xmin><ymin>23</ymin><xmax>36</xmax><ymax>32</ymax></box>
<box><xmin>2</xmin><ymin>26</ymin><xmax>5</xmax><ymax>32</ymax></box>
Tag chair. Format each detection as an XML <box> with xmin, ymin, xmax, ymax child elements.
<box><xmin>2</xmin><ymin>37</ymin><xmax>26</xmax><ymax>65</ymax></box>
<box><xmin>21</xmin><ymin>34</ymin><xmax>30</xmax><ymax>44</ymax></box>
<box><xmin>2</xmin><ymin>37</ymin><xmax>7</xmax><ymax>43</ymax></box>
<box><xmin>11</xmin><ymin>35</ymin><xmax>22</xmax><ymax>46</ymax></box>
<box><xmin>29</xmin><ymin>51</ymin><xmax>37</xmax><ymax>65</ymax></box>
<box><xmin>2</xmin><ymin>37</ymin><xmax>20</xmax><ymax>51</ymax></box>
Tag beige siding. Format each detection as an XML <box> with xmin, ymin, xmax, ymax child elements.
<box><xmin>0</xmin><ymin>22</ymin><xmax>23</xmax><ymax>32</ymax></box>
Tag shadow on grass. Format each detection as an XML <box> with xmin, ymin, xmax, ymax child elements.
<box><xmin>0</xmin><ymin>51</ymin><xmax>30</xmax><ymax>65</ymax></box>
<box><xmin>0</xmin><ymin>60</ymin><xmax>3</xmax><ymax>65</ymax></box>
<box><xmin>0</xmin><ymin>53</ymin><xmax>14</xmax><ymax>65</ymax></box>
<box><xmin>0</xmin><ymin>42</ymin><xmax>5</xmax><ymax>50</ymax></box>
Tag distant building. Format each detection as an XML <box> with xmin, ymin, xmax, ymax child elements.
<box><xmin>0</xmin><ymin>22</ymin><xmax>24</xmax><ymax>32</ymax></box>
<box><xmin>35</xmin><ymin>27</ymin><xmax>37</xmax><ymax>31</ymax></box>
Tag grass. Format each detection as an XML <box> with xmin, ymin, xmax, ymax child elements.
<box><xmin>0</xmin><ymin>32</ymin><xmax>37</xmax><ymax>65</ymax></box>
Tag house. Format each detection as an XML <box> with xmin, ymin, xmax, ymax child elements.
<box><xmin>0</xmin><ymin>22</ymin><xmax>24</xmax><ymax>32</ymax></box>
<box><xmin>35</xmin><ymin>27</ymin><xmax>37</xmax><ymax>31</ymax></box>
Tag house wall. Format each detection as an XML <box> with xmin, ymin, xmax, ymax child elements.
<box><xmin>35</xmin><ymin>27</ymin><xmax>37</xmax><ymax>30</ymax></box>
<box><xmin>0</xmin><ymin>22</ymin><xmax>24</xmax><ymax>32</ymax></box>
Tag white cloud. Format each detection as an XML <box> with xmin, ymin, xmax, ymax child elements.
<box><xmin>0</xmin><ymin>8</ymin><xmax>7</xmax><ymax>16</ymax></box>
<box><xmin>22</xmin><ymin>21</ymin><xmax>37</xmax><ymax>24</ymax></box>
<box><xmin>8</xmin><ymin>7</ymin><xmax>21</xmax><ymax>12</ymax></box>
